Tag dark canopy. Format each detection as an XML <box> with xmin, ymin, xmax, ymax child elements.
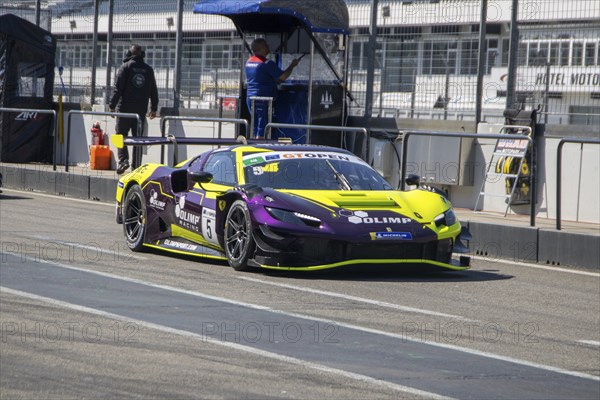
<box><xmin>0</xmin><ymin>14</ymin><xmax>56</xmax><ymax>163</ymax></box>
<box><xmin>193</xmin><ymin>0</ymin><xmax>350</xmax><ymax>34</ymax></box>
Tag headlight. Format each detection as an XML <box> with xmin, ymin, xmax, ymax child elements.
<box><xmin>265</xmin><ymin>207</ymin><xmax>321</xmax><ymax>227</ymax></box>
<box><xmin>434</xmin><ymin>209</ymin><xmax>457</xmax><ymax>227</ymax></box>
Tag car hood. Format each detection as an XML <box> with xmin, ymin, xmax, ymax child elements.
<box><xmin>253</xmin><ymin>188</ymin><xmax>452</xmax><ymax>224</ymax></box>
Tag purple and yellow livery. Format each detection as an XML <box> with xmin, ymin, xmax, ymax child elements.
<box><xmin>114</xmin><ymin>136</ymin><xmax>471</xmax><ymax>271</ymax></box>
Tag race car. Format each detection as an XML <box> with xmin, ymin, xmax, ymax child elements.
<box><xmin>113</xmin><ymin>135</ymin><xmax>471</xmax><ymax>271</ymax></box>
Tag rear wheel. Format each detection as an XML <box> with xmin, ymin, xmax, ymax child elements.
<box><xmin>224</xmin><ymin>200</ymin><xmax>256</xmax><ymax>271</ymax></box>
<box><xmin>123</xmin><ymin>185</ymin><xmax>147</xmax><ymax>251</ymax></box>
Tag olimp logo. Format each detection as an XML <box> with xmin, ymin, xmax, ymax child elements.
<box><xmin>149</xmin><ymin>189</ymin><xmax>166</xmax><ymax>210</ymax></box>
<box><xmin>339</xmin><ymin>210</ymin><xmax>412</xmax><ymax>225</ymax></box>
<box><xmin>175</xmin><ymin>195</ymin><xmax>200</xmax><ymax>230</ymax></box>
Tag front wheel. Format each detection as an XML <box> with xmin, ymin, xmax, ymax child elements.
<box><xmin>122</xmin><ymin>184</ymin><xmax>147</xmax><ymax>251</ymax></box>
<box><xmin>224</xmin><ymin>200</ymin><xmax>256</xmax><ymax>271</ymax></box>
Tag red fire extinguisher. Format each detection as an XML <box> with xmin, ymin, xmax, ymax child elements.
<box><xmin>90</xmin><ymin>121</ymin><xmax>104</xmax><ymax>146</ymax></box>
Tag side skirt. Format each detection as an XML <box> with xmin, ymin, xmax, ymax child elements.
<box><xmin>144</xmin><ymin>237</ymin><xmax>226</xmax><ymax>261</ymax></box>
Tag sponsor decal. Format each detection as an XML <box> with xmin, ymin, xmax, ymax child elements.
<box><xmin>320</xmin><ymin>91</ymin><xmax>334</xmax><ymax>109</ymax></box>
<box><xmin>202</xmin><ymin>207</ymin><xmax>216</xmax><ymax>219</ymax></box>
<box><xmin>242</xmin><ymin>151</ymin><xmax>356</xmax><ymax>167</ymax></box>
<box><xmin>373</xmin><ymin>232</ymin><xmax>413</xmax><ymax>240</ymax></box>
<box><xmin>175</xmin><ymin>195</ymin><xmax>201</xmax><ymax>232</ymax></box>
<box><xmin>201</xmin><ymin>207</ymin><xmax>219</xmax><ymax>245</ymax></box>
<box><xmin>15</xmin><ymin>112</ymin><xmax>38</xmax><ymax>121</ymax></box>
<box><xmin>339</xmin><ymin>210</ymin><xmax>412</xmax><ymax>225</ymax></box>
<box><xmin>496</xmin><ymin>139</ymin><xmax>529</xmax><ymax>156</ymax></box>
<box><xmin>148</xmin><ymin>189</ymin><xmax>166</xmax><ymax>210</ymax></box>
<box><xmin>218</xmin><ymin>200</ymin><xmax>227</xmax><ymax>211</ymax></box>
<box><xmin>164</xmin><ymin>239</ymin><xmax>198</xmax><ymax>252</ymax></box>
<box><xmin>118</xmin><ymin>181</ymin><xmax>125</xmax><ymax>188</ymax></box>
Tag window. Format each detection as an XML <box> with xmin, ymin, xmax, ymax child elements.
<box><xmin>585</xmin><ymin>42</ymin><xmax>596</xmax><ymax>66</ymax></box>
<box><xmin>17</xmin><ymin>63</ymin><xmax>46</xmax><ymax>98</ymax></box>
<box><xmin>350</xmin><ymin>40</ymin><xmax>382</xmax><ymax>72</ymax></box>
<box><xmin>502</xmin><ymin>38</ymin><xmax>510</xmax><ymax>66</ymax></box>
<box><xmin>572</xmin><ymin>42</ymin><xmax>584</xmax><ymax>66</ymax></box>
<box><xmin>560</xmin><ymin>42</ymin><xmax>569</xmax><ymax>66</ymax></box>
<box><xmin>460</xmin><ymin>40</ymin><xmax>478</xmax><ymax>75</ymax></box>
<box><xmin>351</xmin><ymin>41</ymin><xmax>362</xmax><ymax>70</ymax></box>
<box><xmin>205</xmin><ymin>43</ymin><xmax>230</xmax><ymax>69</ymax></box>
<box><xmin>422</xmin><ymin>41</ymin><xmax>457</xmax><ymax>75</ymax></box>
<box><xmin>486</xmin><ymin>39</ymin><xmax>499</xmax><ymax>73</ymax></box>
<box><xmin>203</xmin><ymin>152</ymin><xmax>237</xmax><ymax>185</ymax></box>
<box><xmin>549</xmin><ymin>42</ymin><xmax>559</xmax><ymax>65</ymax></box>
<box><xmin>518</xmin><ymin>42</ymin><xmax>528</xmax><ymax>66</ymax></box>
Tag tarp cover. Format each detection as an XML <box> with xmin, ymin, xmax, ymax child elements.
<box><xmin>193</xmin><ymin>0</ymin><xmax>349</xmax><ymax>34</ymax></box>
<box><xmin>0</xmin><ymin>14</ymin><xmax>56</xmax><ymax>163</ymax></box>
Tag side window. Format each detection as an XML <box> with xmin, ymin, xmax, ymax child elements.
<box><xmin>203</xmin><ymin>152</ymin><xmax>237</xmax><ymax>185</ymax></box>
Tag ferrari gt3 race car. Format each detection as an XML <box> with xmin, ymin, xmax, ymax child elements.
<box><xmin>114</xmin><ymin>136</ymin><xmax>471</xmax><ymax>271</ymax></box>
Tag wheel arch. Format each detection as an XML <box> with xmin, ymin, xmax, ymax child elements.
<box><xmin>215</xmin><ymin>191</ymin><xmax>245</xmax><ymax>247</ymax></box>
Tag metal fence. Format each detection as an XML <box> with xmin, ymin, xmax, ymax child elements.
<box><xmin>3</xmin><ymin>0</ymin><xmax>599</xmax><ymax>125</ymax></box>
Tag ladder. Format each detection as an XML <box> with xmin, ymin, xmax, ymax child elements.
<box><xmin>475</xmin><ymin>125</ymin><xmax>532</xmax><ymax>216</ymax></box>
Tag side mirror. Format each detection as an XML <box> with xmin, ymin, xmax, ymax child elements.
<box><xmin>189</xmin><ymin>171</ymin><xmax>213</xmax><ymax>184</ymax></box>
<box><xmin>405</xmin><ymin>174</ymin><xmax>420</xmax><ymax>187</ymax></box>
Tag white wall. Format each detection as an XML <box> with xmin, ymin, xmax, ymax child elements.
<box><xmin>369</xmin><ymin>122</ymin><xmax>599</xmax><ymax>224</ymax></box>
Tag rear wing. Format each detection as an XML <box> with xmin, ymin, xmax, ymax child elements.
<box><xmin>110</xmin><ymin>134</ymin><xmax>288</xmax><ymax>166</ymax></box>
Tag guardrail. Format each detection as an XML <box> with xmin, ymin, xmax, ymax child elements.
<box><xmin>264</xmin><ymin>123</ymin><xmax>369</xmax><ymax>160</ymax></box>
<box><xmin>556</xmin><ymin>138</ymin><xmax>600</xmax><ymax>230</ymax></box>
<box><xmin>400</xmin><ymin>130</ymin><xmax>536</xmax><ymax>227</ymax></box>
<box><xmin>66</xmin><ymin>110</ymin><xmax>141</xmax><ymax>172</ymax></box>
<box><xmin>159</xmin><ymin>116</ymin><xmax>249</xmax><ymax>164</ymax></box>
<box><xmin>0</xmin><ymin>107</ymin><xmax>58</xmax><ymax>170</ymax></box>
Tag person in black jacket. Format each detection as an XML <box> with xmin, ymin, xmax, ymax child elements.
<box><xmin>109</xmin><ymin>44</ymin><xmax>158</xmax><ymax>174</ymax></box>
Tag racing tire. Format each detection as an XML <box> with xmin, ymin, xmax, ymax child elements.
<box><xmin>224</xmin><ymin>200</ymin><xmax>256</xmax><ymax>271</ymax></box>
<box><xmin>122</xmin><ymin>184</ymin><xmax>147</xmax><ymax>252</ymax></box>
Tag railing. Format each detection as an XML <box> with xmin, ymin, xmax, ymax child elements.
<box><xmin>159</xmin><ymin>116</ymin><xmax>249</xmax><ymax>164</ymax></box>
<box><xmin>249</xmin><ymin>96</ymin><xmax>273</xmax><ymax>138</ymax></box>
<box><xmin>0</xmin><ymin>107</ymin><xmax>58</xmax><ymax>170</ymax></box>
<box><xmin>217</xmin><ymin>95</ymin><xmax>240</xmax><ymax>139</ymax></box>
<box><xmin>400</xmin><ymin>130</ymin><xmax>536</xmax><ymax>227</ymax></box>
<box><xmin>556</xmin><ymin>138</ymin><xmax>600</xmax><ymax>230</ymax></box>
<box><xmin>264</xmin><ymin>122</ymin><xmax>369</xmax><ymax>160</ymax></box>
<box><xmin>65</xmin><ymin>110</ymin><xmax>141</xmax><ymax>172</ymax></box>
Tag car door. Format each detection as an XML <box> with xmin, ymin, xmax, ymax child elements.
<box><xmin>192</xmin><ymin>150</ymin><xmax>238</xmax><ymax>247</ymax></box>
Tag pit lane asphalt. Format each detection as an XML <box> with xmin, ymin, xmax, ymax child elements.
<box><xmin>1</xmin><ymin>190</ymin><xmax>599</xmax><ymax>399</ymax></box>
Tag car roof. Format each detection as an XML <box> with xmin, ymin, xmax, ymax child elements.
<box><xmin>229</xmin><ymin>143</ymin><xmax>356</xmax><ymax>155</ymax></box>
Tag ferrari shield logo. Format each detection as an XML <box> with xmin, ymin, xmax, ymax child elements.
<box><xmin>218</xmin><ymin>200</ymin><xmax>227</xmax><ymax>211</ymax></box>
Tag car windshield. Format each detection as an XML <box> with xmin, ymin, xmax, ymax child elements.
<box><xmin>242</xmin><ymin>151</ymin><xmax>393</xmax><ymax>191</ymax></box>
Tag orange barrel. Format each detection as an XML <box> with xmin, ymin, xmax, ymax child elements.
<box><xmin>90</xmin><ymin>145</ymin><xmax>112</xmax><ymax>170</ymax></box>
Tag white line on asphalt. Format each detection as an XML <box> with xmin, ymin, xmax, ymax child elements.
<box><xmin>0</xmin><ymin>286</ymin><xmax>454</xmax><ymax>400</ymax></box>
<box><xmin>578</xmin><ymin>340</ymin><xmax>600</xmax><ymax>347</ymax></box>
<box><xmin>1</xmin><ymin>188</ymin><xmax>114</xmax><ymax>207</ymax></box>
<box><xmin>2</xmin><ymin>252</ymin><xmax>599</xmax><ymax>382</ymax></box>
<box><xmin>471</xmin><ymin>255</ymin><xmax>600</xmax><ymax>277</ymax></box>
<box><xmin>32</xmin><ymin>236</ymin><xmax>147</xmax><ymax>261</ymax></box>
<box><xmin>237</xmin><ymin>276</ymin><xmax>478</xmax><ymax>322</ymax></box>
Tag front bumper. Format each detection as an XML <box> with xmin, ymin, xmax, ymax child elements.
<box><xmin>252</xmin><ymin>224</ymin><xmax>470</xmax><ymax>270</ymax></box>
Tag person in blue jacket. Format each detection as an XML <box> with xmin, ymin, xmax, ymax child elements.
<box><xmin>245</xmin><ymin>38</ymin><xmax>300</xmax><ymax>138</ymax></box>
